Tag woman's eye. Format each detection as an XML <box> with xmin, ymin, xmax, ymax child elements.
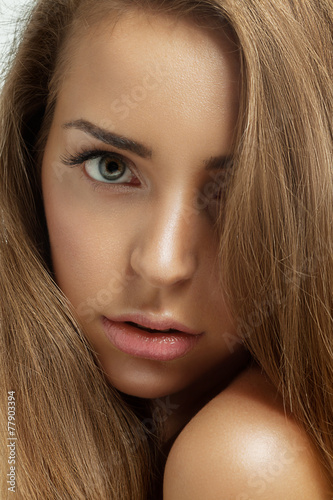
<box><xmin>85</xmin><ymin>154</ymin><xmax>137</xmax><ymax>184</ymax></box>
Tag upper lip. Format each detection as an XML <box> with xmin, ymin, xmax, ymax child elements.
<box><xmin>103</xmin><ymin>313</ymin><xmax>202</xmax><ymax>336</ymax></box>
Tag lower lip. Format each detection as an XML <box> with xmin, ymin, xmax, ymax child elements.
<box><xmin>102</xmin><ymin>317</ymin><xmax>202</xmax><ymax>361</ymax></box>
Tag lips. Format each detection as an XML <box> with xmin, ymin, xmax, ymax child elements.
<box><xmin>101</xmin><ymin>314</ymin><xmax>203</xmax><ymax>361</ymax></box>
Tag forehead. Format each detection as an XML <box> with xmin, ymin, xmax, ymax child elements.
<box><xmin>53</xmin><ymin>10</ymin><xmax>240</xmax><ymax>158</ymax></box>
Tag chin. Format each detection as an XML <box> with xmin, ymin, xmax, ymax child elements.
<box><xmin>102</xmin><ymin>363</ymin><xmax>188</xmax><ymax>400</ymax></box>
<box><xmin>114</xmin><ymin>381</ymin><xmax>174</xmax><ymax>399</ymax></box>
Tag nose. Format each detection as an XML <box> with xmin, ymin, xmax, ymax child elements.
<box><xmin>130</xmin><ymin>194</ymin><xmax>200</xmax><ymax>288</ymax></box>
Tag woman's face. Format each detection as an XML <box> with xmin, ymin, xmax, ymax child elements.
<box><xmin>42</xmin><ymin>10</ymin><xmax>243</xmax><ymax>399</ymax></box>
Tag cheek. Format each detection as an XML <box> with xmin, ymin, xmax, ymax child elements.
<box><xmin>42</xmin><ymin>186</ymin><xmax>129</xmax><ymax>312</ymax></box>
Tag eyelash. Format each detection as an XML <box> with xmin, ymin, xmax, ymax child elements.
<box><xmin>60</xmin><ymin>148</ymin><xmax>140</xmax><ymax>187</ymax></box>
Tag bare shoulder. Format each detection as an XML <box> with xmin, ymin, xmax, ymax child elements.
<box><xmin>163</xmin><ymin>365</ymin><xmax>332</xmax><ymax>500</ymax></box>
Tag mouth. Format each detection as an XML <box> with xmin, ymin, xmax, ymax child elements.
<box><xmin>101</xmin><ymin>315</ymin><xmax>203</xmax><ymax>361</ymax></box>
<box><xmin>125</xmin><ymin>321</ymin><xmax>179</xmax><ymax>334</ymax></box>
<box><xmin>108</xmin><ymin>313</ymin><xmax>202</xmax><ymax>336</ymax></box>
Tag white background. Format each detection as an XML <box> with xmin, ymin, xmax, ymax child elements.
<box><xmin>0</xmin><ymin>0</ymin><xmax>33</xmax><ymax>83</ymax></box>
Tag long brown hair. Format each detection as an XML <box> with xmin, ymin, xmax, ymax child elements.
<box><xmin>0</xmin><ymin>0</ymin><xmax>332</xmax><ymax>497</ymax></box>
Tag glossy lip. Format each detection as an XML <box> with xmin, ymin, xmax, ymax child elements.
<box><xmin>101</xmin><ymin>313</ymin><xmax>204</xmax><ymax>361</ymax></box>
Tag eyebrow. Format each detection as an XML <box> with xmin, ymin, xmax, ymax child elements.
<box><xmin>63</xmin><ymin>119</ymin><xmax>233</xmax><ymax>170</ymax></box>
<box><xmin>63</xmin><ymin>119</ymin><xmax>152</xmax><ymax>159</ymax></box>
